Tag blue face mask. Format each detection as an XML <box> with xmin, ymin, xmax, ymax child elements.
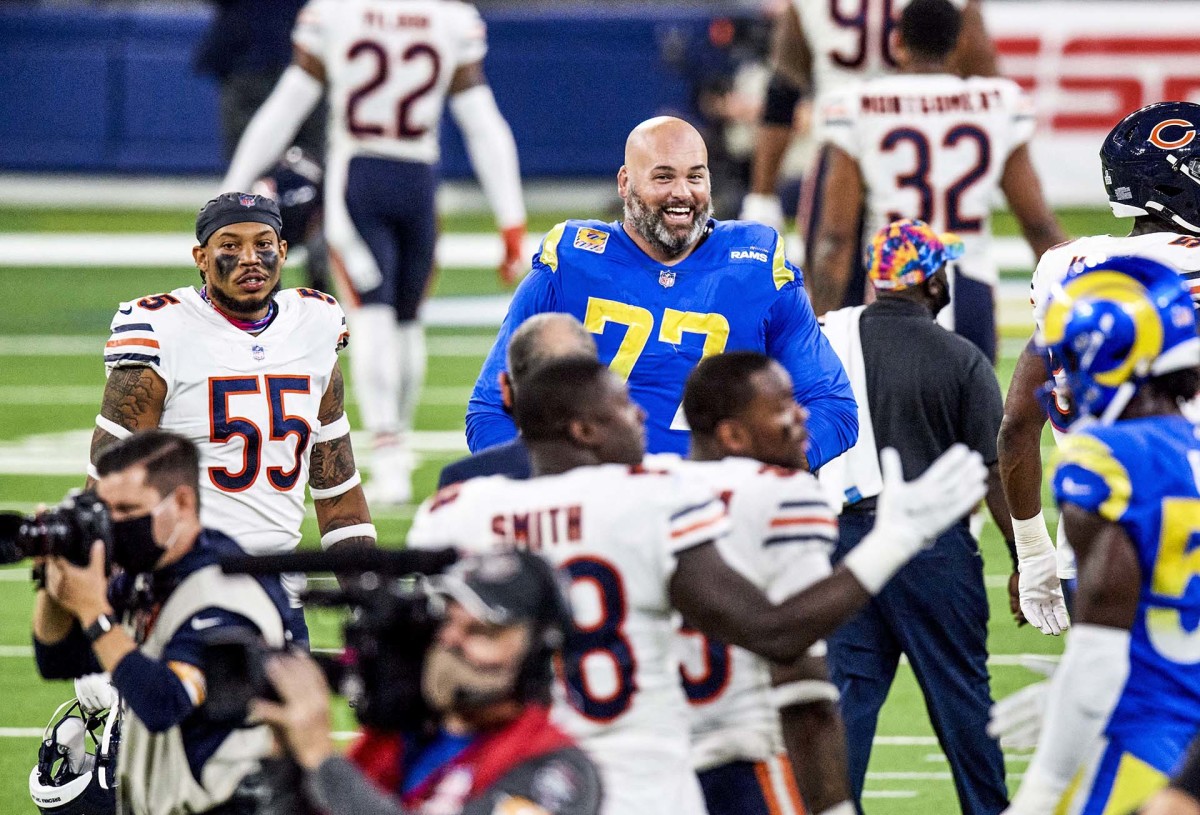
<box><xmin>110</xmin><ymin>493</ymin><xmax>179</xmax><ymax>575</ymax></box>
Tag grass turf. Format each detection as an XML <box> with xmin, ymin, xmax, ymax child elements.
<box><xmin>0</xmin><ymin>205</ymin><xmax>1124</xmax><ymax>813</ymax></box>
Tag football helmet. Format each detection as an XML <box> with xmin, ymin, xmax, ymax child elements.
<box><xmin>29</xmin><ymin>697</ymin><xmax>121</xmax><ymax>815</ymax></box>
<box><xmin>1100</xmin><ymin>101</ymin><xmax>1200</xmax><ymax>233</ymax></box>
<box><xmin>1037</xmin><ymin>254</ymin><xmax>1200</xmax><ymax>426</ymax></box>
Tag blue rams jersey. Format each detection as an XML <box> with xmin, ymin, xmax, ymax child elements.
<box><xmin>466</xmin><ymin>219</ymin><xmax>856</xmax><ymax>467</ymax></box>
<box><xmin>1053</xmin><ymin>416</ymin><xmax>1200</xmax><ymax>748</ymax></box>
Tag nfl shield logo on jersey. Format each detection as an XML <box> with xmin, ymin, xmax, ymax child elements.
<box><xmin>239</xmin><ymin>194</ymin><xmax>257</xmax><ymax>208</ymax></box>
<box><xmin>252</xmin><ymin>344</ymin><xmax>265</xmax><ymax>360</ymax></box>
<box><xmin>658</xmin><ymin>271</ymin><xmax>676</xmax><ymax>288</ymax></box>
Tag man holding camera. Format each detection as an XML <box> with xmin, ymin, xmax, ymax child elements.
<box><xmin>251</xmin><ymin>550</ymin><xmax>603</xmax><ymax>815</ymax></box>
<box><xmin>33</xmin><ymin>430</ymin><xmax>291</xmax><ymax>815</ymax></box>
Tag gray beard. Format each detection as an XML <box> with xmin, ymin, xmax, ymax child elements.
<box><xmin>624</xmin><ymin>186</ymin><xmax>713</xmax><ymax>258</ymax></box>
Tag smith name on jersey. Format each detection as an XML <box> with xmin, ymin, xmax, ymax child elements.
<box><xmin>467</xmin><ymin>219</ymin><xmax>854</xmax><ymax>466</ymax></box>
<box><xmin>1052</xmin><ymin>416</ymin><xmax>1200</xmax><ymax>802</ymax></box>
<box><xmin>407</xmin><ymin>464</ymin><xmax>732</xmax><ymax>815</ymax></box>
<box><xmin>822</xmin><ymin>73</ymin><xmax>1035</xmax><ymax>289</ymax></box>
<box><xmin>104</xmin><ymin>286</ymin><xmax>349</xmax><ymax>556</ymax></box>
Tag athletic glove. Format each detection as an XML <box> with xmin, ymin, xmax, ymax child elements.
<box><xmin>74</xmin><ymin>671</ymin><xmax>117</xmax><ymax>713</ymax></box>
<box><xmin>987</xmin><ymin>656</ymin><xmax>1056</xmax><ymax>750</ymax></box>
<box><xmin>844</xmin><ymin>445</ymin><xmax>987</xmax><ymax>594</ymax></box>
<box><xmin>739</xmin><ymin>193</ymin><xmax>785</xmax><ymax>231</ymax></box>
<box><xmin>498</xmin><ymin>224</ymin><xmax>526</xmax><ymax>286</ymax></box>
<box><xmin>1014</xmin><ymin>512</ymin><xmax>1070</xmax><ymax>635</ymax></box>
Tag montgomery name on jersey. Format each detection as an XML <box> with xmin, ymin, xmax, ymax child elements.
<box><xmin>103</xmin><ymin>286</ymin><xmax>349</xmax><ymax>557</ymax></box>
<box><xmin>407</xmin><ymin>464</ymin><xmax>731</xmax><ymax>815</ymax></box>
<box><xmin>651</xmin><ymin>455</ymin><xmax>837</xmax><ymax>772</ymax></box>
<box><xmin>821</xmin><ymin>73</ymin><xmax>1035</xmax><ymax>291</ymax></box>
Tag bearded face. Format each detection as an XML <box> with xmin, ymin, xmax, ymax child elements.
<box><xmin>623</xmin><ymin>180</ymin><xmax>714</xmax><ymax>259</ymax></box>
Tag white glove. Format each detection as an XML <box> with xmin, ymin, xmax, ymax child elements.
<box><xmin>845</xmin><ymin>445</ymin><xmax>988</xmax><ymax>594</ymax></box>
<box><xmin>986</xmin><ymin>656</ymin><xmax>1056</xmax><ymax>750</ymax></box>
<box><xmin>739</xmin><ymin>193</ymin><xmax>785</xmax><ymax>231</ymax></box>
<box><xmin>1014</xmin><ymin>513</ymin><xmax>1071</xmax><ymax>635</ymax></box>
<box><xmin>74</xmin><ymin>671</ymin><xmax>118</xmax><ymax>713</ymax></box>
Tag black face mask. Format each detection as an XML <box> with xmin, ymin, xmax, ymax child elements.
<box><xmin>110</xmin><ymin>513</ymin><xmax>166</xmax><ymax>575</ymax></box>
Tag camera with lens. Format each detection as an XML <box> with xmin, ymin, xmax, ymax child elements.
<box><xmin>0</xmin><ymin>491</ymin><xmax>112</xmax><ymax>568</ymax></box>
<box><xmin>205</xmin><ymin>548</ymin><xmax>457</xmax><ymax>733</ymax></box>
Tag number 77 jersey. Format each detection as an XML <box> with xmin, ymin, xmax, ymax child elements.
<box><xmin>820</xmin><ymin>72</ymin><xmax>1036</xmax><ymax>289</ymax></box>
<box><xmin>104</xmin><ymin>286</ymin><xmax>348</xmax><ymax>556</ymax></box>
<box><xmin>406</xmin><ymin>464</ymin><xmax>732</xmax><ymax>815</ymax></box>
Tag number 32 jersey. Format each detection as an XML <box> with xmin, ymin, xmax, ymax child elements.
<box><xmin>104</xmin><ymin>286</ymin><xmax>348</xmax><ymax>556</ymax></box>
<box><xmin>821</xmin><ymin>73</ymin><xmax>1035</xmax><ymax>287</ymax></box>
<box><xmin>407</xmin><ymin>464</ymin><xmax>731</xmax><ymax>815</ymax></box>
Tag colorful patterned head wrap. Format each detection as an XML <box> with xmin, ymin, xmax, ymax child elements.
<box><xmin>865</xmin><ymin>219</ymin><xmax>964</xmax><ymax>291</ymax></box>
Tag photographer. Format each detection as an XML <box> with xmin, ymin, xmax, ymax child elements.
<box><xmin>32</xmin><ymin>430</ymin><xmax>291</xmax><ymax>815</ymax></box>
<box><xmin>253</xmin><ymin>550</ymin><xmax>602</xmax><ymax>815</ymax></box>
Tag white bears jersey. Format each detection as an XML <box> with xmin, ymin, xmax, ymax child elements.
<box><xmin>104</xmin><ymin>286</ymin><xmax>348</xmax><ymax>558</ymax></box>
<box><xmin>1029</xmin><ymin>232</ymin><xmax>1200</xmax><ymax>579</ymax></box>
<box><xmin>795</xmin><ymin>0</ymin><xmax>967</xmax><ymax>138</ymax></box>
<box><xmin>822</xmin><ymin>73</ymin><xmax>1035</xmax><ymax>288</ymax></box>
<box><xmin>650</xmin><ymin>456</ymin><xmax>837</xmax><ymax>772</ymax></box>
<box><xmin>293</xmin><ymin>0</ymin><xmax>487</xmax><ymax>165</ymax></box>
<box><xmin>407</xmin><ymin>464</ymin><xmax>731</xmax><ymax>815</ymax></box>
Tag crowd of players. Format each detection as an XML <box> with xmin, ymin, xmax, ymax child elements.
<box><xmin>23</xmin><ymin>0</ymin><xmax>1200</xmax><ymax>813</ymax></box>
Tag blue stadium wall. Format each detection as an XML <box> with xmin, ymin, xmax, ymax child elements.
<box><xmin>0</xmin><ymin>3</ymin><xmax>737</xmax><ymax>177</ymax></box>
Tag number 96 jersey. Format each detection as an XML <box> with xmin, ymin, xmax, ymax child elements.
<box><xmin>104</xmin><ymin>286</ymin><xmax>348</xmax><ymax>556</ymax></box>
<box><xmin>407</xmin><ymin>464</ymin><xmax>732</xmax><ymax>815</ymax></box>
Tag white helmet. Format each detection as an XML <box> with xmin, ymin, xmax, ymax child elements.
<box><xmin>29</xmin><ymin>698</ymin><xmax>120</xmax><ymax>815</ymax></box>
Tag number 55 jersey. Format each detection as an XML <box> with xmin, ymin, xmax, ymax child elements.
<box><xmin>104</xmin><ymin>286</ymin><xmax>348</xmax><ymax>556</ymax></box>
<box><xmin>407</xmin><ymin>464</ymin><xmax>732</xmax><ymax>815</ymax></box>
<box><xmin>1052</xmin><ymin>415</ymin><xmax>1200</xmax><ymax>809</ymax></box>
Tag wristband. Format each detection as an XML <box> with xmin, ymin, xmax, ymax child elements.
<box><xmin>83</xmin><ymin>613</ymin><xmax>121</xmax><ymax>643</ymax></box>
<box><xmin>320</xmin><ymin>524</ymin><xmax>377</xmax><ymax>550</ymax></box>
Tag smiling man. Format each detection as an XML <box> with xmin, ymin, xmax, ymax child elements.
<box><xmin>84</xmin><ymin>192</ymin><xmax>375</xmax><ymax>642</ymax></box>
<box><xmin>467</xmin><ymin>117</ymin><xmax>857</xmax><ymax>468</ymax></box>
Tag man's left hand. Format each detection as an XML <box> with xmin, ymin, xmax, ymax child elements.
<box><xmin>498</xmin><ymin>225</ymin><xmax>526</xmax><ymax>286</ymax></box>
<box><xmin>44</xmin><ymin>541</ymin><xmax>112</xmax><ymax>625</ymax></box>
<box><xmin>251</xmin><ymin>651</ymin><xmax>335</xmax><ymax>771</ymax></box>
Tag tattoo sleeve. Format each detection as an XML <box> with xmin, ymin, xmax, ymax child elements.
<box><xmin>87</xmin><ymin>366</ymin><xmax>167</xmax><ymax>486</ymax></box>
<box><xmin>317</xmin><ymin>362</ymin><xmax>345</xmax><ymax>427</ymax></box>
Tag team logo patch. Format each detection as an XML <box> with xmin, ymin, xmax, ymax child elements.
<box><xmin>658</xmin><ymin>270</ymin><xmax>676</xmax><ymax>288</ymax></box>
<box><xmin>1148</xmin><ymin>119</ymin><xmax>1196</xmax><ymax>150</ymax></box>
<box><xmin>729</xmin><ymin>248</ymin><xmax>769</xmax><ymax>262</ymax></box>
<box><xmin>238</xmin><ymin>194</ymin><xmax>257</xmax><ymax>207</ymax></box>
<box><xmin>573</xmin><ymin>227</ymin><xmax>609</xmax><ymax>254</ymax></box>
<box><xmin>252</xmin><ymin>344</ymin><xmax>265</xmax><ymax>360</ymax></box>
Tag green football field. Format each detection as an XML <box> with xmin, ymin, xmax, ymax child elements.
<box><xmin>0</xmin><ymin>204</ymin><xmax>1124</xmax><ymax>813</ymax></box>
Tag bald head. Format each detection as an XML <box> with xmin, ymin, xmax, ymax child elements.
<box><xmin>623</xmin><ymin>117</ymin><xmax>708</xmax><ymax>173</ymax></box>
<box><xmin>506</xmin><ymin>313</ymin><xmax>599</xmax><ymax>390</ymax></box>
<box><xmin>619</xmin><ymin>117</ymin><xmax>714</xmax><ymax>262</ymax></box>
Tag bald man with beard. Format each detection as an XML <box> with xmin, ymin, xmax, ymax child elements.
<box><xmin>467</xmin><ymin>117</ymin><xmax>857</xmax><ymax>468</ymax></box>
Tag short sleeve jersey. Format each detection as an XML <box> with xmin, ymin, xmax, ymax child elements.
<box><xmin>293</xmin><ymin>0</ymin><xmax>487</xmax><ymax>164</ymax></box>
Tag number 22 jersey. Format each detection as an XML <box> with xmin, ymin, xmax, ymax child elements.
<box><xmin>406</xmin><ymin>464</ymin><xmax>731</xmax><ymax>815</ymax></box>
<box><xmin>104</xmin><ymin>286</ymin><xmax>348</xmax><ymax>556</ymax></box>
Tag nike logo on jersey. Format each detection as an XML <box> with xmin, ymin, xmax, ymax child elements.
<box><xmin>118</xmin><ymin>305</ymin><xmax>133</xmax><ymax>315</ymax></box>
<box><xmin>190</xmin><ymin>617</ymin><xmax>222</xmax><ymax>631</ymax></box>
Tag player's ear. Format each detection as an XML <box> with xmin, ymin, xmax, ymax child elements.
<box><xmin>192</xmin><ymin>245</ymin><xmax>208</xmax><ymax>283</ymax></box>
<box><xmin>617</xmin><ymin>165</ymin><xmax>629</xmax><ymax>198</ymax></box>
<box><xmin>714</xmin><ymin>419</ymin><xmax>751</xmax><ymax>457</ymax></box>
<box><xmin>889</xmin><ymin>31</ymin><xmax>907</xmax><ymax>67</ymax></box>
<box><xmin>566</xmin><ymin>416</ymin><xmax>598</xmax><ymax>450</ymax></box>
<box><xmin>277</xmin><ymin>238</ymin><xmax>288</xmax><ymax>263</ymax></box>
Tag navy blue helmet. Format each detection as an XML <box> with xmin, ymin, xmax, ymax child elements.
<box><xmin>1100</xmin><ymin>101</ymin><xmax>1200</xmax><ymax>234</ymax></box>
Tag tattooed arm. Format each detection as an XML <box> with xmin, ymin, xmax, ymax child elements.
<box><xmin>85</xmin><ymin>366</ymin><xmax>168</xmax><ymax>489</ymax></box>
<box><xmin>310</xmin><ymin>361</ymin><xmax>376</xmax><ymax>556</ymax></box>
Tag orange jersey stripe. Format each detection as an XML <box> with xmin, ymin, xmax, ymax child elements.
<box><xmin>754</xmin><ymin>760</ymin><xmax>786</xmax><ymax>815</ymax></box>
<box><xmin>105</xmin><ymin>338</ymin><xmax>161</xmax><ymax>349</ymax></box>
<box><xmin>670</xmin><ymin>511</ymin><xmax>726</xmax><ymax>539</ymax></box>
<box><xmin>769</xmin><ymin>515</ymin><xmax>836</xmax><ymax>528</ymax></box>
